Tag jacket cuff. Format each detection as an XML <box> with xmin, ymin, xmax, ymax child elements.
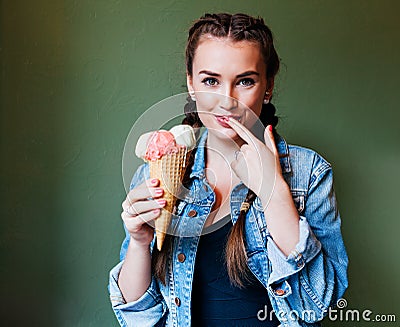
<box><xmin>267</xmin><ymin>216</ymin><xmax>322</xmax><ymax>286</ymax></box>
<box><xmin>109</xmin><ymin>261</ymin><xmax>160</xmax><ymax>310</ymax></box>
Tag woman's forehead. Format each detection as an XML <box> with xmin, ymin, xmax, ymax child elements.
<box><xmin>193</xmin><ymin>37</ymin><xmax>265</xmax><ymax>74</ymax></box>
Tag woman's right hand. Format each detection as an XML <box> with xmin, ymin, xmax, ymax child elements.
<box><xmin>121</xmin><ymin>178</ymin><xmax>166</xmax><ymax>247</ymax></box>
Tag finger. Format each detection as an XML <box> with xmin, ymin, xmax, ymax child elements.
<box><xmin>123</xmin><ymin>199</ymin><xmax>166</xmax><ymax>216</ymax></box>
<box><xmin>225</xmin><ymin>117</ymin><xmax>258</xmax><ymax>146</ymax></box>
<box><xmin>263</xmin><ymin>125</ymin><xmax>278</xmax><ymax>155</ymax></box>
<box><xmin>122</xmin><ymin>207</ymin><xmax>161</xmax><ymax>225</ymax></box>
<box><xmin>230</xmin><ymin>154</ymin><xmax>249</xmax><ymax>184</ymax></box>
<box><xmin>125</xmin><ymin>184</ymin><xmax>164</xmax><ymax>206</ymax></box>
<box><xmin>239</xmin><ymin>143</ymin><xmax>251</xmax><ymax>154</ymax></box>
<box><xmin>145</xmin><ymin>178</ymin><xmax>159</xmax><ymax>188</ymax></box>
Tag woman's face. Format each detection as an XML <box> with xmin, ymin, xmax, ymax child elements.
<box><xmin>187</xmin><ymin>36</ymin><xmax>269</xmax><ymax>141</ymax></box>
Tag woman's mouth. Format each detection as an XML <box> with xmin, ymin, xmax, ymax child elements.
<box><xmin>215</xmin><ymin>114</ymin><xmax>241</xmax><ymax>128</ymax></box>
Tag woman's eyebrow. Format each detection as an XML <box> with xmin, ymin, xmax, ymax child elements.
<box><xmin>198</xmin><ymin>70</ymin><xmax>259</xmax><ymax>78</ymax></box>
<box><xmin>236</xmin><ymin>71</ymin><xmax>259</xmax><ymax>78</ymax></box>
<box><xmin>198</xmin><ymin>70</ymin><xmax>220</xmax><ymax>76</ymax></box>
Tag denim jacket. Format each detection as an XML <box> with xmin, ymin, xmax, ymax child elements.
<box><xmin>109</xmin><ymin>130</ymin><xmax>348</xmax><ymax>327</ymax></box>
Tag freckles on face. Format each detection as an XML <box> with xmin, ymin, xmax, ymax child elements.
<box><xmin>188</xmin><ymin>37</ymin><xmax>268</xmax><ymax>133</ymax></box>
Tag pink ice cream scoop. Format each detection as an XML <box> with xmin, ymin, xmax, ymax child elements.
<box><xmin>144</xmin><ymin>130</ymin><xmax>179</xmax><ymax>161</ymax></box>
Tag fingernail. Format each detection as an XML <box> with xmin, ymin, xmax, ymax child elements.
<box><xmin>152</xmin><ymin>209</ymin><xmax>160</xmax><ymax>214</ymax></box>
<box><xmin>268</xmin><ymin>125</ymin><xmax>273</xmax><ymax>132</ymax></box>
<box><xmin>155</xmin><ymin>188</ymin><xmax>163</xmax><ymax>195</ymax></box>
<box><xmin>157</xmin><ymin>199</ymin><xmax>166</xmax><ymax>206</ymax></box>
<box><xmin>151</xmin><ymin>178</ymin><xmax>158</xmax><ymax>184</ymax></box>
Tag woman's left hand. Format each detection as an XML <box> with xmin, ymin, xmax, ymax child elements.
<box><xmin>226</xmin><ymin>117</ymin><xmax>282</xmax><ymax>206</ymax></box>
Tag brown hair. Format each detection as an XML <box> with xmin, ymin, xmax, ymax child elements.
<box><xmin>152</xmin><ymin>13</ymin><xmax>280</xmax><ymax>288</ymax></box>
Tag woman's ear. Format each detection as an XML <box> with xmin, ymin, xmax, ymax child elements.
<box><xmin>187</xmin><ymin>74</ymin><xmax>196</xmax><ymax>101</ymax></box>
<box><xmin>265</xmin><ymin>79</ymin><xmax>275</xmax><ymax>102</ymax></box>
<box><xmin>186</xmin><ymin>74</ymin><xmax>194</xmax><ymax>94</ymax></box>
<box><xmin>267</xmin><ymin>79</ymin><xmax>274</xmax><ymax>96</ymax></box>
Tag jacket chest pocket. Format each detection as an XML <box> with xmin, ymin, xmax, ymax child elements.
<box><xmin>290</xmin><ymin>190</ymin><xmax>305</xmax><ymax>214</ymax></box>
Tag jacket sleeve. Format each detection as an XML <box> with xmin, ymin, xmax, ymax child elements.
<box><xmin>108</xmin><ymin>163</ymin><xmax>168</xmax><ymax>327</ymax></box>
<box><xmin>266</xmin><ymin>154</ymin><xmax>348</xmax><ymax>323</ymax></box>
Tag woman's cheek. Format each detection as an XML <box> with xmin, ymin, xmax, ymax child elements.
<box><xmin>198</xmin><ymin>112</ymin><xmax>214</xmax><ymax>127</ymax></box>
<box><xmin>195</xmin><ymin>93</ymin><xmax>220</xmax><ymax>111</ymax></box>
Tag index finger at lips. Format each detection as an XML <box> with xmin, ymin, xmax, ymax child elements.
<box><xmin>226</xmin><ymin>117</ymin><xmax>256</xmax><ymax>146</ymax></box>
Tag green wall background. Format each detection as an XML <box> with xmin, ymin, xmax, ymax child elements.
<box><xmin>1</xmin><ymin>1</ymin><xmax>399</xmax><ymax>326</ymax></box>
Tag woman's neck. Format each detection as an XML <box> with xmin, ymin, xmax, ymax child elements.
<box><xmin>205</xmin><ymin>131</ymin><xmax>244</xmax><ymax>164</ymax></box>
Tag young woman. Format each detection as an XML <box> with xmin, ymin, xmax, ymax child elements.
<box><xmin>109</xmin><ymin>13</ymin><xmax>348</xmax><ymax>327</ymax></box>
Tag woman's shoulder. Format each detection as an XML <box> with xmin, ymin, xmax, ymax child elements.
<box><xmin>287</xmin><ymin>143</ymin><xmax>332</xmax><ymax>171</ymax></box>
<box><xmin>276</xmin><ymin>134</ymin><xmax>331</xmax><ymax>171</ymax></box>
<box><xmin>280</xmin><ymin>138</ymin><xmax>334</xmax><ymax>191</ymax></box>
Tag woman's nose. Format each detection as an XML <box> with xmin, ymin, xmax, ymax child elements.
<box><xmin>219</xmin><ymin>88</ymin><xmax>238</xmax><ymax>111</ymax></box>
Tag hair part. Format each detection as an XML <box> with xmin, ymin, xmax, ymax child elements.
<box><xmin>153</xmin><ymin>13</ymin><xmax>280</xmax><ymax>288</ymax></box>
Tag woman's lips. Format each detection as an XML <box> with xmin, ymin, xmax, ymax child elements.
<box><xmin>215</xmin><ymin>115</ymin><xmax>240</xmax><ymax>128</ymax></box>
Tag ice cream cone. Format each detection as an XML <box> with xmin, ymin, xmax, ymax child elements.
<box><xmin>149</xmin><ymin>147</ymin><xmax>190</xmax><ymax>250</ymax></box>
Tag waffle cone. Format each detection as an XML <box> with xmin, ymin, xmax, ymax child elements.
<box><xmin>149</xmin><ymin>147</ymin><xmax>190</xmax><ymax>250</ymax></box>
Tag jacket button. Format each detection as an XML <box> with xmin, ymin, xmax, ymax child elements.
<box><xmin>177</xmin><ymin>253</ymin><xmax>186</xmax><ymax>263</ymax></box>
<box><xmin>275</xmin><ymin>289</ymin><xmax>285</xmax><ymax>296</ymax></box>
<box><xmin>188</xmin><ymin>210</ymin><xmax>197</xmax><ymax>217</ymax></box>
<box><xmin>174</xmin><ymin>297</ymin><xmax>181</xmax><ymax>306</ymax></box>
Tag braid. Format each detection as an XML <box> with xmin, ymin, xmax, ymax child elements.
<box><xmin>182</xmin><ymin>95</ymin><xmax>203</xmax><ymax>189</ymax></box>
<box><xmin>259</xmin><ymin>102</ymin><xmax>279</xmax><ymax>128</ymax></box>
<box><xmin>225</xmin><ymin>191</ymin><xmax>257</xmax><ymax>287</ymax></box>
<box><xmin>225</xmin><ymin>98</ymin><xmax>279</xmax><ymax>288</ymax></box>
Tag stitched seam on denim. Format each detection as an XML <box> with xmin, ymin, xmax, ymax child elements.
<box><xmin>114</xmin><ymin>310</ymin><xmax>127</xmax><ymax>327</ymax></box>
<box><xmin>309</xmin><ymin>164</ymin><xmax>331</xmax><ymax>192</ymax></box>
<box><xmin>168</xmin><ymin>239</ymin><xmax>177</xmax><ymax>327</ymax></box>
<box><xmin>248</xmin><ymin>208</ymin><xmax>265</xmax><ymax>247</ymax></box>
<box><xmin>146</xmin><ymin>288</ymin><xmax>161</xmax><ymax>303</ymax></box>
<box><xmin>250</xmin><ymin>199</ymin><xmax>267</xmax><ymax>233</ymax></box>
<box><xmin>110</xmin><ymin>295</ymin><xmax>125</xmax><ymax>303</ymax></box>
<box><xmin>314</xmin><ymin>161</ymin><xmax>331</xmax><ymax>177</ymax></box>
<box><xmin>299</xmin><ymin>273</ymin><xmax>327</xmax><ymax>312</ymax></box>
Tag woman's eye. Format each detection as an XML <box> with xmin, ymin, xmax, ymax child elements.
<box><xmin>202</xmin><ymin>77</ymin><xmax>219</xmax><ymax>86</ymax></box>
<box><xmin>238</xmin><ymin>78</ymin><xmax>255</xmax><ymax>87</ymax></box>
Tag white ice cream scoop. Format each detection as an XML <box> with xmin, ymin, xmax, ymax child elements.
<box><xmin>135</xmin><ymin>131</ymin><xmax>153</xmax><ymax>159</ymax></box>
<box><xmin>169</xmin><ymin>125</ymin><xmax>196</xmax><ymax>150</ymax></box>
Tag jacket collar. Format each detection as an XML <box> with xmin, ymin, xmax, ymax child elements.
<box><xmin>190</xmin><ymin>128</ymin><xmax>291</xmax><ymax>179</ymax></box>
<box><xmin>275</xmin><ymin>133</ymin><xmax>291</xmax><ymax>174</ymax></box>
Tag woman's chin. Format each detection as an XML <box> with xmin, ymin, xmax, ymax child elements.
<box><xmin>208</xmin><ymin>126</ymin><xmax>241</xmax><ymax>142</ymax></box>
